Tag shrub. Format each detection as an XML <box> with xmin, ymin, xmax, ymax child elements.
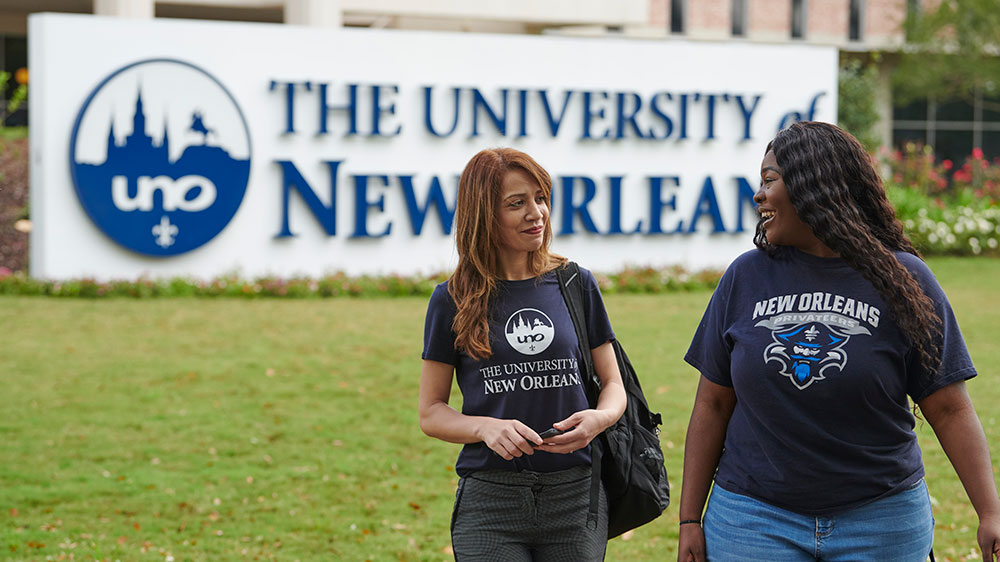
<box><xmin>838</xmin><ymin>58</ymin><xmax>882</xmax><ymax>152</ymax></box>
<box><xmin>0</xmin><ymin>267</ymin><xmax>723</xmax><ymax>299</ymax></box>
<box><xmin>887</xmin><ymin>187</ymin><xmax>1000</xmax><ymax>256</ymax></box>
<box><xmin>882</xmin><ymin>144</ymin><xmax>1000</xmax><ymax>256</ymax></box>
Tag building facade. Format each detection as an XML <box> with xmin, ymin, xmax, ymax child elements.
<box><xmin>2</xmin><ymin>0</ymin><xmax>995</xmax><ymax>162</ymax></box>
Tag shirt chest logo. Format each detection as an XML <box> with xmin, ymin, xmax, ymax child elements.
<box><xmin>763</xmin><ymin>322</ymin><xmax>854</xmax><ymax>389</ymax></box>
<box><xmin>505</xmin><ymin>308</ymin><xmax>554</xmax><ymax>355</ymax></box>
<box><xmin>752</xmin><ymin>292</ymin><xmax>880</xmax><ymax>390</ymax></box>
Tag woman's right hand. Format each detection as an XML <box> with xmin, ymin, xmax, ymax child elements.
<box><xmin>476</xmin><ymin>418</ymin><xmax>541</xmax><ymax>460</ymax></box>
<box><xmin>678</xmin><ymin>523</ymin><xmax>706</xmax><ymax>562</ymax></box>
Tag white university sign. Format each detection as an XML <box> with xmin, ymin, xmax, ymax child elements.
<box><xmin>30</xmin><ymin>13</ymin><xmax>838</xmax><ymax>280</ymax></box>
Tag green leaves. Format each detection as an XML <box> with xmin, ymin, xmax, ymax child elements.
<box><xmin>839</xmin><ymin>58</ymin><xmax>883</xmax><ymax>152</ymax></box>
<box><xmin>895</xmin><ymin>0</ymin><xmax>1000</xmax><ymax>104</ymax></box>
<box><xmin>0</xmin><ymin>70</ymin><xmax>27</xmax><ymax>125</ymax></box>
<box><xmin>0</xmin><ymin>268</ymin><xmax>725</xmax><ymax>298</ymax></box>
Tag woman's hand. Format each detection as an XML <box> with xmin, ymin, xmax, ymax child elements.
<box><xmin>475</xmin><ymin>418</ymin><xmax>541</xmax><ymax>460</ymax></box>
<box><xmin>533</xmin><ymin>341</ymin><xmax>626</xmax><ymax>455</ymax></box>
<box><xmin>676</xmin><ymin>377</ymin><xmax>735</xmax><ymax>562</ymax></box>
<box><xmin>534</xmin><ymin>409</ymin><xmax>613</xmax><ymax>454</ymax></box>
<box><xmin>979</xmin><ymin>512</ymin><xmax>1000</xmax><ymax>562</ymax></box>
<box><xmin>919</xmin><ymin>381</ymin><xmax>1000</xmax><ymax>562</ymax></box>
<box><xmin>678</xmin><ymin>523</ymin><xmax>706</xmax><ymax>562</ymax></box>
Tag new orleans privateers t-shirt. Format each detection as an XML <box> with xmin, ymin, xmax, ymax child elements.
<box><xmin>422</xmin><ymin>268</ymin><xmax>614</xmax><ymax>476</ymax></box>
<box><xmin>686</xmin><ymin>247</ymin><xmax>977</xmax><ymax>515</ymax></box>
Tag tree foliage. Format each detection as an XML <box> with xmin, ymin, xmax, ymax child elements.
<box><xmin>894</xmin><ymin>0</ymin><xmax>1000</xmax><ymax>104</ymax></box>
<box><xmin>839</xmin><ymin>57</ymin><xmax>882</xmax><ymax>152</ymax></box>
<box><xmin>0</xmin><ymin>70</ymin><xmax>27</xmax><ymax>127</ymax></box>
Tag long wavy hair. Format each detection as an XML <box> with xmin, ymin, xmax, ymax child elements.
<box><xmin>449</xmin><ymin>148</ymin><xmax>566</xmax><ymax>360</ymax></box>
<box><xmin>756</xmin><ymin>121</ymin><xmax>942</xmax><ymax>380</ymax></box>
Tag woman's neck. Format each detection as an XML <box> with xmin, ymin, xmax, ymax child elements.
<box><xmin>497</xmin><ymin>249</ymin><xmax>534</xmax><ymax>281</ymax></box>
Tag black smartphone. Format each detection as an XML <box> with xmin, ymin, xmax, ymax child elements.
<box><xmin>536</xmin><ymin>427</ymin><xmax>567</xmax><ymax>441</ymax></box>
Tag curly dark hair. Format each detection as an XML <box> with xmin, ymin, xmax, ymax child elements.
<box><xmin>755</xmin><ymin>121</ymin><xmax>942</xmax><ymax>382</ymax></box>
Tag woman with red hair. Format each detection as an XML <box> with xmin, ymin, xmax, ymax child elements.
<box><xmin>419</xmin><ymin>148</ymin><xmax>626</xmax><ymax>560</ymax></box>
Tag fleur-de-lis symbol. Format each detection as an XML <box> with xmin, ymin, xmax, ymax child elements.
<box><xmin>152</xmin><ymin>216</ymin><xmax>178</xmax><ymax>248</ymax></box>
<box><xmin>804</xmin><ymin>325</ymin><xmax>820</xmax><ymax>341</ymax></box>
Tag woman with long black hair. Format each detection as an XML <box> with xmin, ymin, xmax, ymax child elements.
<box><xmin>419</xmin><ymin>147</ymin><xmax>626</xmax><ymax>560</ymax></box>
<box><xmin>678</xmin><ymin>121</ymin><xmax>1000</xmax><ymax>561</ymax></box>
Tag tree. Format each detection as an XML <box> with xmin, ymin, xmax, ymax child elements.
<box><xmin>893</xmin><ymin>0</ymin><xmax>1000</xmax><ymax>105</ymax></box>
<box><xmin>839</xmin><ymin>57</ymin><xmax>882</xmax><ymax>152</ymax></box>
<box><xmin>0</xmin><ymin>70</ymin><xmax>27</xmax><ymax>128</ymax></box>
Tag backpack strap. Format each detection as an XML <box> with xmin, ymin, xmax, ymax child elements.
<box><xmin>556</xmin><ymin>262</ymin><xmax>602</xmax><ymax>403</ymax></box>
<box><xmin>556</xmin><ymin>261</ymin><xmax>603</xmax><ymax>531</ymax></box>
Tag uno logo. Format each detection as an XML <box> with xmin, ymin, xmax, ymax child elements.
<box><xmin>505</xmin><ymin>308</ymin><xmax>555</xmax><ymax>355</ymax></box>
<box><xmin>69</xmin><ymin>59</ymin><xmax>251</xmax><ymax>256</ymax></box>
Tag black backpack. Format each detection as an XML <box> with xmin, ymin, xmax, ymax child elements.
<box><xmin>556</xmin><ymin>262</ymin><xmax>671</xmax><ymax>538</ymax></box>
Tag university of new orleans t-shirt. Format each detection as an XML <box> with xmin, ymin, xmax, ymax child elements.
<box><xmin>422</xmin><ymin>268</ymin><xmax>614</xmax><ymax>477</ymax></box>
<box><xmin>686</xmin><ymin>247</ymin><xmax>977</xmax><ymax>515</ymax></box>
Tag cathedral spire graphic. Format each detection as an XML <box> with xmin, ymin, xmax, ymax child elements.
<box><xmin>127</xmin><ymin>89</ymin><xmax>151</xmax><ymax>145</ymax></box>
<box><xmin>162</xmin><ymin>115</ymin><xmax>170</xmax><ymax>154</ymax></box>
<box><xmin>105</xmin><ymin>89</ymin><xmax>170</xmax><ymax>167</ymax></box>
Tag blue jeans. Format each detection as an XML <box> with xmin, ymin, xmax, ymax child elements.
<box><xmin>703</xmin><ymin>481</ymin><xmax>934</xmax><ymax>561</ymax></box>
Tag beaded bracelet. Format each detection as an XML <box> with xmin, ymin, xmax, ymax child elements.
<box><xmin>679</xmin><ymin>519</ymin><xmax>701</xmax><ymax>526</ymax></box>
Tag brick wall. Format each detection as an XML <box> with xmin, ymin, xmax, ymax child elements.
<box><xmin>649</xmin><ymin>0</ymin><xmax>668</xmax><ymax>28</ymax></box>
<box><xmin>748</xmin><ymin>0</ymin><xmax>792</xmax><ymax>42</ymax></box>
<box><xmin>865</xmin><ymin>0</ymin><xmax>907</xmax><ymax>47</ymax></box>
<box><xmin>809</xmin><ymin>0</ymin><xmax>850</xmax><ymax>43</ymax></box>
<box><xmin>646</xmin><ymin>0</ymin><xmax>909</xmax><ymax>49</ymax></box>
<box><xmin>688</xmin><ymin>0</ymin><xmax>730</xmax><ymax>39</ymax></box>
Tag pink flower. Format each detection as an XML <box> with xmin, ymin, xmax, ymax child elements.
<box><xmin>973</xmin><ymin>147</ymin><xmax>984</xmax><ymax>159</ymax></box>
<box><xmin>942</xmin><ymin>159</ymin><xmax>953</xmax><ymax>170</ymax></box>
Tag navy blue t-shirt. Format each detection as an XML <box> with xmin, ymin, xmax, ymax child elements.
<box><xmin>422</xmin><ymin>267</ymin><xmax>614</xmax><ymax>476</ymax></box>
<box><xmin>685</xmin><ymin>247</ymin><xmax>976</xmax><ymax>515</ymax></box>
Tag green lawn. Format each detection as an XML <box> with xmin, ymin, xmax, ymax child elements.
<box><xmin>1</xmin><ymin>257</ymin><xmax>997</xmax><ymax>561</ymax></box>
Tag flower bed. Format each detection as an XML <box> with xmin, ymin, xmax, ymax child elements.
<box><xmin>882</xmin><ymin>144</ymin><xmax>1000</xmax><ymax>256</ymax></box>
<box><xmin>0</xmin><ymin>265</ymin><xmax>722</xmax><ymax>299</ymax></box>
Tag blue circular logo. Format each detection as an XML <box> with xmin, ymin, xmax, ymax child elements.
<box><xmin>70</xmin><ymin>59</ymin><xmax>251</xmax><ymax>256</ymax></box>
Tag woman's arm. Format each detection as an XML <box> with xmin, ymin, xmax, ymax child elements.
<box><xmin>418</xmin><ymin>359</ymin><xmax>542</xmax><ymax>460</ymax></box>
<box><xmin>919</xmin><ymin>380</ymin><xmax>1000</xmax><ymax>562</ymax></box>
<box><xmin>677</xmin><ymin>376</ymin><xmax>737</xmax><ymax>562</ymax></box>
<box><xmin>537</xmin><ymin>340</ymin><xmax>626</xmax><ymax>453</ymax></box>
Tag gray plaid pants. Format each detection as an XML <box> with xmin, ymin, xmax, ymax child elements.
<box><xmin>451</xmin><ymin>465</ymin><xmax>608</xmax><ymax>561</ymax></box>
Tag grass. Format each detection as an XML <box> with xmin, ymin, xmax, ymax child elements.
<box><xmin>1</xmin><ymin>257</ymin><xmax>997</xmax><ymax>561</ymax></box>
<box><xmin>0</xmin><ymin>127</ymin><xmax>27</xmax><ymax>140</ymax></box>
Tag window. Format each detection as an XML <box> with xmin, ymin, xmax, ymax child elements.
<box><xmin>892</xmin><ymin>89</ymin><xmax>1000</xmax><ymax>163</ymax></box>
<box><xmin>849</xmin><ymin>0</ymin><xmax>863</xmax><ymax>41</ymax></box>
<box><xmin>0</xmin><ymin>35</ymin><xmax>28</xmax><ymax>128</ymax></box>
<box><xmin>983</xmin><ymin>131</ymin><xmax>1000</xmax><ymax>160</ymax></box>
<box><xmin>670</xmin><ymin>0</ymin><xmax>685</xmax><ymax>34</ymax></box>
<box><xmin>732</xmin><ymin>0</ymin><xmax>747</xmax><ymax>37</ymax></box>
<box><xmin>791</xmin><ymin>0</ymin><xmax>806</xmax><ymax>39</ymax></box>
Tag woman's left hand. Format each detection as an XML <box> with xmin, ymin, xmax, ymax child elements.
<box><xmin>534</xmin><ymin>409</ymin><xmax>613</xmax><ymax>454</ymax></box>
<box><xmin>978</xmin><ymin>513</ymin><xmax>1000</xmax><ymax>562</ymax></box>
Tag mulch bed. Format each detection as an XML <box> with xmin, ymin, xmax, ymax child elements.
<box><xmin>0</xmin><ymin>136</ymin><xmax>29</xmax><ymax>272</ymax></box>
